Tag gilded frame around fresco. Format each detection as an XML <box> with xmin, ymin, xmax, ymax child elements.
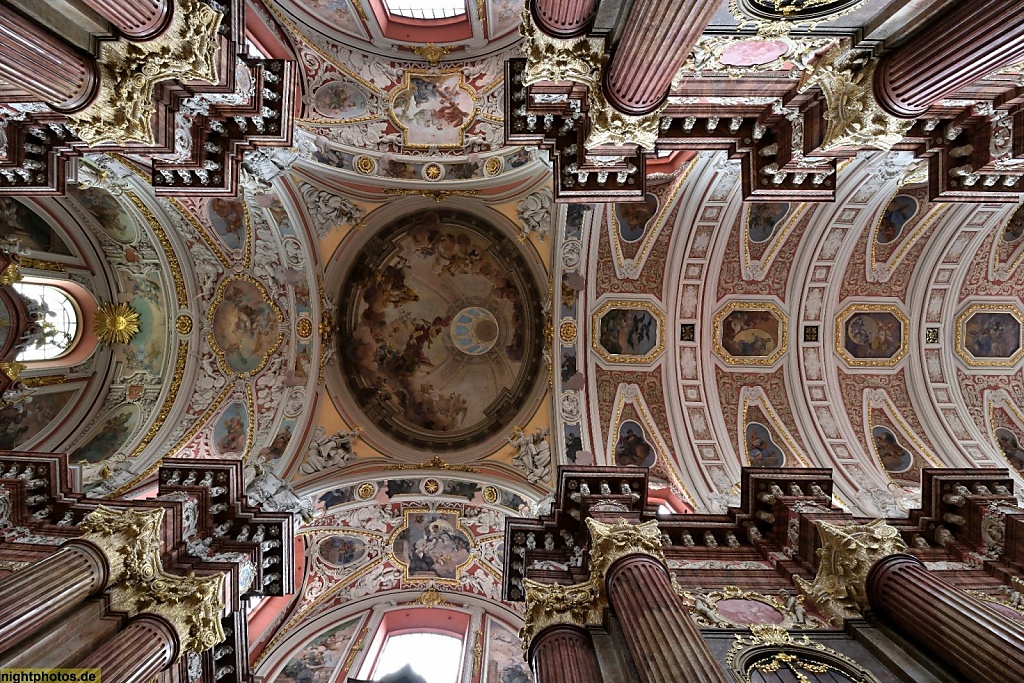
<box><xmin>386</xmin><ymin>506</ymin><xmax>476</xmax><ymax>584</ymax></box>
<box><xmin>712</xmin><ymin>300</ymin><xmax>788</xmax><ymax>367</ymax></box>
<box><xmin>206</xmin><ymin>274</ymin><xmax>286</xmax><ymax>378</ymax></box>
<box><xmin>955</xmin><ymin>302</ymin><xmax>1024</xmax><ymax>368</ymax></box>
<box><xmin>388</xmin><ymin>69</ymin><xmax>477</xmax><ymax>150</ymax></box>
<box><xmin>591</xmin><ymin>299</ymin><xmax>667</xmax><ymax>365</ymax></box>
<box><xmin>834</xmin><ymin>303</ymin><xmax>909</xmax><ymax>368</ymax></box>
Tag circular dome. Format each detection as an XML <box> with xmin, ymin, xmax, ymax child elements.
<box><xmin>336</xmin><ymin>210</ymin><xmax>545</xmax><ymax>453</ymax></box>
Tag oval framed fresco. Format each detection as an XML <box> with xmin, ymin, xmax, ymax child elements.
<box><xmin>317</xmin><ymin>535</ymin><xmax>368</xmax><ymax>567</ymax></box>
<box><xmin>208</xmin><ymin>276</ymin><xmax>284</xmax><ymax>376</ymax></box>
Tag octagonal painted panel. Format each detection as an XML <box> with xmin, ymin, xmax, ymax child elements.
<box><xmin>835</xmin><ymin>304</ymin><xmax>908</xmax><ymax>367</ymax></box>
<box><xmin>592</xmin><ymin>300</ymin><xmax>665</xmax><ymax>364</ymax></box>
<box><xmin>956</xmin><ymin>304</ymin><xmax>1024</xmax><ymax>367</ymax></box>
<box><xmin>713</xmin><ymin>302</ymin><xmax>787</xmax><ymax>366</ymax></box>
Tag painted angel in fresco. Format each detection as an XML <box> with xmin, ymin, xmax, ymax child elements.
<box><xmin>508</xmin><ymin>427</ymin><xmax>551</xmax><ymax>485</ymax></box>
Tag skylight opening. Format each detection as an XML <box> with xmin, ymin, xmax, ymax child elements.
<box><xmin>371</xmin><ymin>632</ymin><xmax>463</xmax><ymax>683</ymax></box>
<box><xmin>384</xmin><ymin>0</ymin><xmax>467</xmax><ymax>19</ymax></box>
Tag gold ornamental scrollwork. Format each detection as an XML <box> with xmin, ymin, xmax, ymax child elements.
<box><xmin>586</xmin><ymin>517</ymin><xmax>667</xmax><ymax>577</ymax></box>
<box><xmin>585</xmin><ymin>88</ymin><xmax>664</xmax><ymax>152</ymax></box>
<box><xmin>794</xmin><ymin>519</ymin><xmax>906</xmax><ymax>622</ymax></box>
<box><xmin>799</xmin><ymin>46</ymin><xmax>912</xmax><ymax>152</ymax></box>
<box><xmin>78</xmin><ymin>506</ymin><xmax>227</xmax><ymax>655</ymax></box>
<box><xmin>520</xmin><ymin>10</ymin><xmax>604</xmax><ymax>90</ymax></box>
<box><xmin>67</xmin><ymin>0</ymin><xmax>223</xmax><ymax>146</ymax></box>
<box><xmin>520</xmin><ymin>576</ymin><xmax>605</xmax><ymax>652</ymax></box>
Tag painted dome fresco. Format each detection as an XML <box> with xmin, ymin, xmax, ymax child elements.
<box><xmin>336</xmin><ymin>209</ymin><xmax>545</xmax><ymax>453</ymax></box>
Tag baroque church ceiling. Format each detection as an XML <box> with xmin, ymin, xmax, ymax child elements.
<box><xmin>3</xmin><ymin>0</ymin><xmax>1024</xmax><ymax>679</ymax></box>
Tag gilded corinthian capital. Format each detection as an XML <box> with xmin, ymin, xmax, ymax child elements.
<box><xmin>78</xmin><ymin>506</ymin><xmax>226</xmax><ymax>655</ymax></box>
<box><xmin>520</xmin><ymin>577</ymin><xmax>605</xmax><ymax>651</ymax></box>
<box><xmin>800</xmin><ymin>46</ymin><xmax>913</xmax><ymax>152</ymax></box>
<box><xmin>520</xmin><ymin>8</ymin><xmax>604</xmax><ymax>89</ymax></box>
<box><xmin>795</xmin><ymin>519</ymin><xmax>907</xmax><ymax>622</ymax></box>
<box><xmin>586</xmin><ymin>517</ymin><xmax>667</xmax><ymax>577</ymax></box>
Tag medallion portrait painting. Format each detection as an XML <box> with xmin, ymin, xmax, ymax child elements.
<box><xmin>614</xmin><ymin>419</ymin><xmax>656</xmax><ymax>467</ymax></box>
<box><xmin>836</xmin><ymin>306</ymin><xmax>908</xmax><ymax>366</ymax></box>
<box><xmin>995</xmin><ymin>428</ymin><xmax>1024</xmax><ymax>472</ymax></box>
<box><xmin>390</xmin><ymin>72</ymin><xmax>475</xmax><ymax>148</ymax></box>
<box><xmin>312</xmin><ymin>81</ymin><xmax>368</xmax><ymax>119</ymax></box>
<box><xmin>746</xmin><ymin>422</ymin><xmax>785</xmax><ymax>467</ymax></box>
<box><xmin>746</xmin><ymin>203</ymin><xmax>790</xmax><ymax>243</ymax></box>
<box><xmin>317</xmin><ymin>535</ymin><xmax>367</xmax><ymax>567</ymax></box>
<box><xmin>872</xmin><ymin>426</ymin><xmax>913</xmax><ymax>473</ymax></box>
<box><xmin>714</xmin><ymin>303</ymin><xmax>787</xmax><ymax>365</ymax></box>
<box><xmin>615</xmin><ymin>193</ymin><xmax>658</xmax><ymax>242</ymax></box>
<box><xmin>391</xmin><ymin>511</ymin><xmax>472</xmax><ymax>581</ymax></box>
<box><xmin>210</xmin><ymin>278</ymin><xmax>282</xmax><ymax>375</ymax></box>
<box><xmin>876</xmin><ymin>193</ymin><xmax>919</xmax><ymax>244</ymax></box>
<box><xmin>337</xmin><ymin>211</ymin><xmax>543</xmax><ymax>451</ymax></box>
<box><xmin>715</xmin><ymin>598</ymin><xmax>785</xmax><ymax>625</ymax></box>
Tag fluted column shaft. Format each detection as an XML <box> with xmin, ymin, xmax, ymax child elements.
<box><xmin>867</xmin><ymin>553</ymin><xmax>1024</xmax><ymax>683</ymax></box>
<box><xmin>603</xmin><ymin>0</ymin><xmax>719</xmax><ymax>115</ymax></box>
<box><xmin>0</xmin><ymin>5</ymin><xmax>99</xmax><ymax>112</ymax></box>
<box><xmin>874</xmin><ymin>1</ymin><xmax>1024</xmax><ymax>118</ymax></box>
<box><xmin>76</xmin><ymin>614</ymin><xmax>180</xmax><ymax>683</ymax></box>
<box><xmin>79</xmin><ymin>0</ymin><xmax>172</xmax><ymax>41</ymax></box>
<box><xmin>605</xmin><ymin>554</ymin><xmax>730</xmax><ymax>683</ymax></box>
<box><xmin>0</xmin><ymin>539</ymin><xmax>109</xmax><ymax>655</ymax></box>
<box><xmin>533</xmin><ymin>0</ymin><xmax>597</xmax><ymax>38</ymax></box>
<box><xmin>529</xmin><ymin>624</ymin><xmax>604</xmax><ymax>683</ymax></box>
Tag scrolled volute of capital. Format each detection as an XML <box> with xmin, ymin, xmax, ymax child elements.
<box><xmin>67</xmin><ymin>0</ymin><xmax>223</xmax><ymax>146</ymax></box>
<box><xmin>79</xmin><ymin>505</ymin><xmax>227</xmax><ymax>656</ymax></box>
<box><xmin>110</xmin><ymin>572</ymin><xmax>226</xmax><ymax>654</ymax></box>
<box><xmin>799</xmin><ymin>46</ymin><xmax>913</xmax><ymax>152</ymax></box>
<box><xmin>520</xmin><ymin>8</ymin><xmax>605</xmax><ymax>89</ymax></box>
<box><xmin>78</xmin><ymin>505</ymin><xmax>164</xmax><ymax>584</ymax></box>
<box><xmin>520</xmin><ymin>577</ymin><xmax>604</xmax><ymax>652</ymax></box>
<box><xmin>794</xmin><ymin>519</ymin><xmax>907</xmax><ymax>623</ymax></box>
<box><xmin>586</xmin><ymin>517</ymin><xmax>667</xmax><ymax>578</ymax></box>
<box><xmin>585</xmin><ymin>89</ymin><xmax>664</xmax><ymax>151</ymax></box>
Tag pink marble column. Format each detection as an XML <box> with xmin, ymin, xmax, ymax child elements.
<box><xmin>605</xmin><ymin>554</ymin><xmax>730</xmax><ymax>683</ymax></box>
<box><xmin>76</xmin><ymin>614</ymin><xmax>180</xmax><ymax>683</ymax></box>
<box><xmin>533</xmin><ymin>0</ymin><xmax>597</xmax><ymax>38</ymax></box>
<box><xmin>79</xmin><ymin>0</ymin><xmax>173</xmax><ymax>41</ymax></box>
<box><xmin>873</xmin><ymin>1</ymin><xmax>1024</xmax><ymax>118</ymax></box>
<box><xmin>603</xmin><ymin>0</ymin><xmax>720</xmax><ymax>115</ymax></box>
<box><xmin>529</xmin><ymin>624</ymin><xmax>604</xmax><ymax>683</ymax></box>
<box><xmin>0</xmin><ymin>5</ymin><xmax>99</xmax><ymax>112</ymax></box>
<box><xmin>867</xmin><ymin>553</ymin><xmax>1024</xmax><ymax>683</ymax></box>
<box><xmin>0</xmin><ymin>539</ymin><xmax>109</xmax><ymax>654</ymax></box>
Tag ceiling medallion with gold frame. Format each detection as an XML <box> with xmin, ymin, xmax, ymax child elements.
<box><xmin>93</xmin><ymin>302</ymin><xmax>142</xmax><ymax>345</ymax></box>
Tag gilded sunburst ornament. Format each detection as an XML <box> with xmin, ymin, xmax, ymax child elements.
<box><xmin>93</xmin><ymin>302</ymin><xmax>141</xmax><ymax>345</ymax></box>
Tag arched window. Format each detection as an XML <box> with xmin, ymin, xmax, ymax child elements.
<box><xmin>383</xmin><ymin>0</ymin><xmax>466</xmax><ymax>19</ymax></box>
<box><xmin>370</xmin><ymin>632</ymin><xmax>463</xmax><ymax>683</ymax></box>
<box><xmin>12</xmin><ymin>283</ymin><xmax>79</xmax><ymax>361</ymax></box>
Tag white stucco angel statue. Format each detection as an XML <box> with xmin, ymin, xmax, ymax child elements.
<box><xmin>244</xmin><ymin>456</ymin><xmax>314</xmax><ymax>522</ymax></box>
<box><xmin>299</xmin><ymin>425</ymin><xmax>362</xmax><ymax>474</ymax></box>
<box><xmin>507</xmin><ymin>426</ymin><xmax>551</xmax><ymax>485</ymax></box>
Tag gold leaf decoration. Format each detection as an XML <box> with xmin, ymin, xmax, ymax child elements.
<box><xmin>93</xmin><ymin>302</ymin><xmax>142</xmax><ymax>345</ymax></box>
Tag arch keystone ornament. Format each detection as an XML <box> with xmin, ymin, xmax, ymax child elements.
<box><xmin>794</xmin><ymin>519</ymin><xmax>906</xmax><ymax>623</ymax></box>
